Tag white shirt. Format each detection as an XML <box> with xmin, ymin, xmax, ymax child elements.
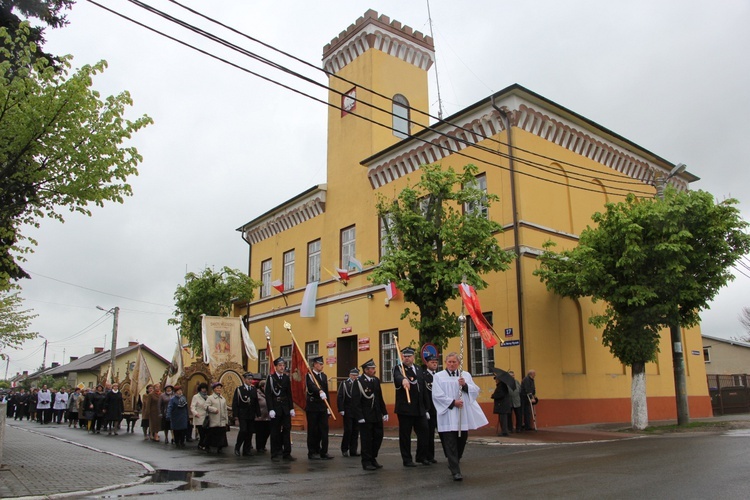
<box><xmin>431</xmin><ymin>370</ymin><xmax>488</xmax><ymax>432</ymax></box>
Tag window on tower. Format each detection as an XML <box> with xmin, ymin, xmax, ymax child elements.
<box><xmin>393</xmin><ymin>94</ymin><xmax>410</xmax><ymax>138</ymax></box>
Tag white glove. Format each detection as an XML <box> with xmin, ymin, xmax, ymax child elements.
<box><xmin>327</xmin><ymin>408</ymin><xmax>331</xmax><ymax>415</ymax></box>
<box><xmin>319</xmin><ymin>391</ymin><xmax>327</xmax><ymax>400</ymax></box>
<box><xmin>426</xmin><ymin>413</ymin><xmax>430</xmax><ymax>420</ymax></box>
<box><xmin>269</xmin><ymin>410</ymin><xmax>276</xmax><ymax>419</ymax></box>
<box><xmin>339</xmin><ymin>411</ymin><xmax>345</xmax><ymax>416</ymax></box>
<box><xmin>382</xmin><ymin>414</ymin><xmax>389</xmax><ymax>422</ymax></box>
<box><xmin>290</xmin><ymin>409</ymin><xmax>296</xmax><ymax>417</ymax></box>
<box><xmin>358</xmin><ymin>419</ymin><xmax>365</xmax><ymax>424</ymax></box>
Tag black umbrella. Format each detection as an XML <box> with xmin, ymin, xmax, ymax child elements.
<box><xmin>491</xmin><ymin>368</ymin><xmax>515</xmax><ymax>388</ymax></box>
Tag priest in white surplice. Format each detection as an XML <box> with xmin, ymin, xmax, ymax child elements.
<box><xmin>432</xmin><ymin>351</ymin><xmax>488</xmax><ymax>481</ymax></box>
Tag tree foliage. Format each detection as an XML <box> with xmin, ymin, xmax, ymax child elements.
<box><xmin>0</xmin><ymin>24</ymin><xmax>152</xmax><ymax>288</ymax></box>
<box><xmin>370</xmin><ymin>163</ymin><xmax>515</xmax><ymax>348</ymax></box>
<box><xmin>535</xmin><ymin>189</ymin><xmax>750</xmax><ymax>367</ymax></box>
<box><xmin>170</xmin><ymin>267</ymin><xmax>260</xmax><ymax>356</ymax></box>
<box><xmin>0</xmin><ymin>284</ymin><xmax>37</xmax><ymax>359</ymax></box>
<box><xmin>0</xmin><ymin>0</ymin><xmax>74</xmax><ymax>64</ymax></box>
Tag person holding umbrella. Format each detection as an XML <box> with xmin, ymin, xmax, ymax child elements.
<box><xmin>491</xmin><ymin>368</ymin><xmax>514</xmax><ymax>436</ymax></box>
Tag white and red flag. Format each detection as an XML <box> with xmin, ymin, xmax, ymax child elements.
<box><xmin>458</xmin><ymin>283</ymin><xmax>499</xmax><ymax>348</ymax></box>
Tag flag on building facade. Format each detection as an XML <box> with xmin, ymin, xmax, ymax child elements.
<box><xmin>348</xmin><ymin>257</ymin><xmax>364</xmax><ymax>273</ymax></box>
<box><xmin>290</xmin><ymin>341</ymin><xmax>309</xmax><ymax>410</ymax></box>
<box><xmin>384</xmin><ymin>281</ymin><xmax>399</xmax><ymax>300</ymax></box>
<box><xmin>336</xmin><ymin>268</ymin><xmax>349</xmax><ymax>281</ymax></box>
<box><xmin>271</xmin><ymin>279</ymin><xmax>284</xmax><ymax>294</ymax></box>
<box><xmin>300</xmin><ymin>281</ymin><xmax>318</xmax><ymax>317</ymax></box>
<box><xmin>458</xmin><ymin>283</ymin><xmax>499</xmax><ymax>348</ymax></box>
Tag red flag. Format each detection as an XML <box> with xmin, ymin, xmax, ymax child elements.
<box><xmin>384</xmin><ymin>281</ymin><xmax>399</xmax><ymax>300</ymax></box>
<box><xmin>336</xmin><ymin>268</ymin><xmax>349</xmax><ymax>281</ymax></box>
<box><xmin>290</xmin><ymin>341</ymin><xmax>309</xmax><ymax>410</ymax></box>
<box><xmin>271</xmin><ymin>279</ymin><xmax>284</xmax><ymax>294</ymax></box>
<box><xmin>266</xmin><ymin>340</ymin><xmax>275</xmax><ymax>375</ymax></box>
<box><xmin>458</xmin><ymin>283</ymin><xmax>498</xmax><ymax>348</ymax></box>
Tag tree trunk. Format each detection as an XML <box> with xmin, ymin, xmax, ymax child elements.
<box><xmin>631</xmin><ymin>362</ymin><xmax>648</xmax><ymax>430</ymax></box>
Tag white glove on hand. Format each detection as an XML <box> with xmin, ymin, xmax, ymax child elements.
<box><xmin>339</xmin><ymin>411</ymin><xmax>345</xmax><ymax>416</ymax></box>
<box><xmin>358</xmin><ymin>419</ymin><xmax>365</xmax><ymax>424</ymax></box>
<box><xmin>327</xmin><ymin>408</ymin><xmax>331</xmax><ymax>415</ymax></box>
<box><xmin>426</xmin><ymin>413</ymin><xmax>430</xmax><ymax>420</ymax></box>
<box><xmin>269</xmin><ymin>410</ymin><xmax>276</xmax><ymax>419</ymax></box>
<box><xmin>382</xmin><ymin>414</ymin><xmax>389</xmax><ymax>422</ymax></box>
<box><xmin>290</xmin><ymin>409</ymin><xmax>296</xmax><ymax>417</ymax></box>
<box><xmin>319</xmin><ymin>391</ymin><xmax>327</xmax><ymax>400</ymax></box>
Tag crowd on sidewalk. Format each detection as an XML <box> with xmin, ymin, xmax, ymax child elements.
<box><xmin>4</xmin><ymin>352</ymin><xmax>538</xmax><ymax>482</ymax></box>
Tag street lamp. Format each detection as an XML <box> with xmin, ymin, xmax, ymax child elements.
<box><xmin>653</xmin><ymin>163</ymin><xmax>689</xmax><ymax>426</ymax></box>
<box><xmin>97</xmin><ymin>306</ymin><xmax>120</xmax><ymax>383</ymax></box>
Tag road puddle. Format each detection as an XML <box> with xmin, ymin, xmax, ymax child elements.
<box><xmin>150</xmin><ymin>469</ymin><xmax>216</xmax><ymax>491</ymax></box>
<box><xmin>723</xmin><ymin>429</ymin><xmax>750</xmax><ymax>437</ymax></box>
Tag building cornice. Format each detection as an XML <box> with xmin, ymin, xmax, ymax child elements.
<box><xmin>322</xmin><ymin>9</ymin><xmax>434</xmax><ymax>74</ymax></box>
<box><xmin>362</xmin><ymin>88</ymin><xmax>693</xmax><ymax>193</ymax></box>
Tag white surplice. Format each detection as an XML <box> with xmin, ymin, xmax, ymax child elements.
<box><xmin>432</xmin><ymin>370</ymin><xmax>488</xmax><ymax>432</ymax></box>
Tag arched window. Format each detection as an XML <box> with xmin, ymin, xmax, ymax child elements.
<box><xmin>393</xmin><ymin>94</ymin><xmax>410</xmax><ymax>139</ymax></box>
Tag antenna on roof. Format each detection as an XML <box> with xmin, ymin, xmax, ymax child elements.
<box><xmin>426</xmin><ymin>0</ymin><xmax>444</xmax><ymax>120</ymax></box>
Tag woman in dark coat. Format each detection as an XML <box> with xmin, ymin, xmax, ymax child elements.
<box><xmin>146</xmin><ymin>383</ymin><xmax>162</xmax><ymax>441</ymax></box>
<box><xmin>85</xmin><ymin>384</ymin><xmax>106</xmax><ymax>434</ymax></box>
<box><xmin>103</xmin><ymin>383</ymin><xmax>125</xmax><ymax>435</ymax></box>
<box><xmin>491</xmin><ymin>376</ymin><xmax>512</xmax><ymax>436</ymax></box>
<box><xmin>166</xmin><ymin>385</ymin><xmax>189</xmax><ymax>448</ymax></box>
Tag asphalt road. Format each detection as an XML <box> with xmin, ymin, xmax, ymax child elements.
<box><xmin>15</xmin><ymin>422</ymin><xmax>750</xmax><ymax>499</ymax></box>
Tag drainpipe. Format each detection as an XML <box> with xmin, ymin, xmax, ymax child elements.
<box><xmin>492</xmin><ymin>98</ymin><xmax>527</xmax><ymax>375</ymax></box>
<box><xmin>240</xmin><ymin>229</ymin><xmax>253</xmax><ymax>327</ymax></box>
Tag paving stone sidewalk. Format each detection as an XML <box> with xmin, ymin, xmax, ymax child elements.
<box><xmin>0</xmin><ymin>424</ymin><xmax>150</xmax><ymax>499</ymax></box>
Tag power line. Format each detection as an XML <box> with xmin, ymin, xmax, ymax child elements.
<box><xmin>93</xmin><ymin>0</ymin><xmax>655</xmax><ymax>198</ymax></box>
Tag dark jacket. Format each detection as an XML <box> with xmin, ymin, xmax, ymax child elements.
<box><xmin>166</xmin><ymin>394</ymin><xmax>189</xmax><ymax>430</ymax></box>
<box><xmin>232</xmin><ymin>384</ymin><xmax>261</xmax><ymax>420</ymax></box>
<box><xmin>423</xmin><ymin>367</ymin><xmax>437</xmax><ymax>417</ymax></box>
<box><xmin>352</xmin><ymin>375</ymin><xmax>387</xmax><ymax>423</ymax></box>
<box><xmin>392</xmin><ymin>363</ymin><xmax>428</xmax><ymax>416</ymax></box>
<box><xmin>85</xmin><ymin>391</ymin><xmax>106</xmax><ymax>417</ymax></box>
<box><xmin>491</xmin><ymin>382</ymin><xmax>511</xmax><ymax>414</ymax></box>
<box><xmin>305</xmin><ymin>371</ymin><xmax>329</xmax><ymax>413</ymax></box>
<box><xmin>520</xmin><ymin>375</ymin><xmax>536</xmax><ymax>398</ymax></box>
<box><xmin>265</xmin><ymin>373</ymin><xmax>293</xmax><ymax>415</ymax></box>
<box><xmin>103</xmin><ymin>390</ymin><xmax>124</xmax><ymax>421</ymax></box>
<box><xmin>337</xmin><ymin>378</ymin><xmax>356</xmax><ymax>416</ymax></box>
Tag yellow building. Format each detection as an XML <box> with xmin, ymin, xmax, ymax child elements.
<box><xmin>235</xmin><ymin>9</ymin><xmax>711</xmax><ymax>426</ymax></box>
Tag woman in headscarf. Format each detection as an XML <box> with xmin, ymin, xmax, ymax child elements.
<box><xmin>204</xmin><ymin>382</ymin><xmax>229</xmax><ymax>453</ymax></box>
<box><xmin>103</xmin><ymin>383</ymin><xmax>125</xmax><ymax>435</ymax></box>
<box><xmin>140</xmin><ymin>384</ymin><xmax>153</xmax><ymax>440</ymax></box>
<box><xmin>166</xmin><ymin>385</ymin><xmax>189</xmax><ymax>448</ymax></box>
<box><xmin>84</xmin><ymin>384</ymin><xmax>106</xmax><ymax>434</ymax></box>
<box><xmin>190</xmin><ymin>383</ymin><xmax>210</xmax><ymax>451</ymax></box>
<box><xmin>146</xmin><ymin>383</ymin><xmax>163</xmax><ymax>441</ymax></box>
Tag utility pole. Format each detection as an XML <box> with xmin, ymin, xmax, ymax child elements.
<box><xmin>97</xmin><ymin>306</ymin><xmax>120</xmax><ymax>382</ymax></box>
<box><xmin>653</xmin><ymin>163</ymin><xmax>689</xmax><ymax>426</ymax></box>
<box><xmin>42</xmin><ymin>338</ymin><xmax>48</xmax><ymax>370</ymax></box>
<box><xmin>4</xmin><ymin>355</ymin><xmax>9</xmax><ymax>380</ymax></box>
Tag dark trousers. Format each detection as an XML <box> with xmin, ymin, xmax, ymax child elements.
<box><xmin>235</xmin><ymin>418</ymin><xmax>256</xmax><ymax>454</ymax></box>
<box><xmin>38</xmin><ymin>408</ymin><xmax>51</xmax><ymax>424</ymax></box>
<box><xmin>497</xmin><ymin>412</ymin><xmax>511</xmax><ymax>434</ymax></box>
<box><xmin>53</xmin><ymin>409</ymin><xmax>65</xmax><ymax>423</ymax></box>
<box><xmin>360</xmin><ymin>420</ymin><xmax>384</xmax><ymax>467</ymax></box>
<box><xmin>439</xmin><ymin>431</ymin><xmax>469</xmax><ymax>475</ymax></box>
<box><xmin>174</xmin><ymin>429</ymin><xmax>187</xmax><ymax>447</ymax></box>
<box><xmin>341</xmin><ymin>416</ymin><xmax>360</xmax><ymax>455</ymax></box>
<box><xmin>511</xmin><ymin>406</ymin><xmax>522</xmax><ymax>431</ymax></box>
<box><xmin>522</xmin><ymin>397</ymin><xmax>534</xmax><ymax>430</ymax></box>
<box><xmin>15</xmin><ymin>406</ymin><xmax>26</xmax><ymax>420</ymax></box>
<box><xmin>255</xmin><ymin>420</ymin><xmax>270</xmax><ymax>450</ymax></box>
<box><xmin>306</xmin><ymin>410</ymin><xmax>329</xmax><ymax>456</ymax></box>
<box><xmin>397</xmin><ymin>413</ymin><xmax>428</xmax><ymax>464</ymax></box>
<box><xmin>426</xmin><ymin>409</ymin><xmax>437</xmax><ymax>460</ymax></box>
<box><xmin>197</xmin><ymin>426</ymin><xmax>207</xmax><ymax>447</ymax></box>
<box><xmin>270</xmin><ymin>414</ymin><xmax>292</xmax><ymax>458</ymax></box>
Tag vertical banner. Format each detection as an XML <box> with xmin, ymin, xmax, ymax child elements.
<box><xmin>290</xmin><ymin>341</ymin><xmax>309</xmax><ymax>409</ymax></box>
<box><xmin>202</xmin><ymin>316</ymin><xmax>244</xmax><ymax>369</ymax></box>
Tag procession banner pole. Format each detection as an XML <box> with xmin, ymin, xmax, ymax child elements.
<box><xmin>264</xmin><ymin>327</ymin><xmax>276</xmax><ymax>371</ymax></box>
<box><xmin>457</xmin><ymin>276</ymin><xmax>467</xmax><ymax>437</ymax></box>
<box><xmin>392</xmin><ymin>334</ymin><xmax>412</xmax><ymax>404</ymax></box>
<box><xmin>283</xmin><ymin>321</ymin><xmax>336</xmax><ymax>420</ymax></box>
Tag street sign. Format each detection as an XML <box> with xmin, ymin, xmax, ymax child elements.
<box><xmin>504</xmin><ymin>328</ymin><xmax>513</xmax><ymax>337</ymax></box>
<box><xmin>421</xmin><ymin>343</ymin><xmax>438</xmax><ymax>363</ymax></box>
<box><xmin>500</xmin><ymin>340</ymin><xmax>520</xmax><ymax>347</ymax></box>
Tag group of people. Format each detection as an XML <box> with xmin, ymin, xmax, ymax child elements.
<box><xmin>4</xmin><ymin>383</ymin><xmax>129</xmax><ymax>434</ymax></box>
<box><xmin>491</xmin><ymin>369</ymin><xmax>538</xmax><ymax>435</ymax></box>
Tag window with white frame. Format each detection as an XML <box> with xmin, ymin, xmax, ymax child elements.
<box><xmin>703</xmin><ymin>347</ymin><xmax>711</xmax><ymax>363</ymax></box>
<box><xmin>465</xmin><ymin>173</ymin><xmax>488</xmax><ymax>219</ymax></box>
<box><xmin>380</xmin><ymin>329</ymin><xmax>398</xmax><ymax>383</ymax></box>
<box><xmin>260</xmin><ymin>259</ymin><xmax>272</xmax><ymax>298</ymax></box>
<box><xmin>469</xmin><ymin>312</ymin><xmax>495</xmax><ymax>375</ymax></box>
<box><xmin>393</xmin><ymin>94</ymin><xmax>410</xmax><ymax>139</ymax></box>
<box><xmin>258</xmin><ymin>349</ymin><xmax>269</xmax><ymax>377</ymax></box>
<box><xmin>341</xmin><ymin>226</ymin><xmax>356</xmax><ymax>270</ymax></box>
<box><xmin>280</xmin><ymin>345</ymin><xmax>292</xmax><ymax>362</ymax></box>
<box><xmin>307</xmin><ymin>239</ymin><xmax>321</xmax><ymax>283</ymax></box>
<box><xmin>283</xmin><ymin>249</ymin><xmax>295</xmax><ymax>291</ymax></box>
<box><xmin>379</xmin><ymin>214</ymin><xmax>397</xmax><ymax>261</ymax></box>
<box><xmin>306</xmin><ymin>341</ymin><xmax>320</xmax><ymax>366</ymax></box>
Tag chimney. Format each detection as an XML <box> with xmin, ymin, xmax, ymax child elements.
<box><xmin>128</xmin><ymin>341</ymin><xmax>139</xmax><ymax>347</ymax></box>
<box><xmin>51</xmin><ymin>362</ymin><xmax>60</xmax><ymax>368</ymax></box>
<box><xmin>23</xmin><ymin>371</ymin><xmax>28</xmax><ymax>375</ymax></box>
<box><xmin>94</xmin><ymin>347</ymin><xmax>104</xmax><ymax>354</ymax></box>
<box><xmin>70</xmin><ymin>356</ymin><xmax>78</xmax><ymax>362</ymax></box>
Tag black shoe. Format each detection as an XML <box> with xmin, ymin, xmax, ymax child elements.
<box><xmin>272</xmin><ymin>456</ymin><xmax>281</xmax><ymax>462</ymax></box>
<box><xmin>403</xmin><ymin>462</ymin><xmax>417</xmax><ymax>467</ymax></box>
<box><xmin>243</xmin><ymin>451</ymin><xmax>253</xmax><ymax>456</ymax></box>
<box><xmin>341</xmin><ymin>450</ymin><xmax>349</xmax><ymax>457</ymax></box>
<box><xmin>429</xmin><ymin>459</ymin><xmax>438</xmax><ymax>464</ymax></box>
<box><xmin>373</xmin><ymin>460</ymin><xmax>383</xmax><ymax>469</ymax></box>
<box><xmin>453</xmin><ymin>473</ymin><xmax>463</xmax><ymax>481</ymax></box>
<box><xmin>501</xmin><ymin>433</ymin><xmax>509</xmax><ymax>436</ymax></box>
<box><xmin>234</xmin><ymin>447</ymin><xmax>241</xmax><ymax>456</ymax></box>
<box><xmin>419</xmin><ymin>460</ymin><xmax>432</xmax><ymax>466</ymax></box>
<box><xmin>350</xmin><ymin>452</ymin><xmax>361</xmax><ymax>457</ymax></box>
<box><xmin>363</xmin><ymin>464</ymin><xmax>377</xmax><ymax>471</ymax></box>
<box><xmin>320</xmin><ymin>454</ymin><xmax>334</xmax><ymax>460</ymax></box>
<box><xmin>308</xmin><ymin>454</ymin><xmax>322</xmax><ymax>460</ymax></box>
<box><xmin>283</xmin><ymin>455</ymin><xmax>296</xmax><ymax>461</ymax></box>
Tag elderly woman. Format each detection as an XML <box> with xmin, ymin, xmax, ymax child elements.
<box><xmin>140</xmin><ymin>384</ymin><xmax>153</xmax><ymax>440</ymax></box>
<box><xmin>160</xmin><ymin>384</ymin><xmax>175</xmax><ymax>445</ymax></box>
<box><xmin>190</xmin><ymin>383</ymin><xmax>210</xmax><ymax>451</ymax></box>
<box><xmin>147</xmin><ymin>383</ymin><xmax>163</xmax><ymax>441</ymax></box>
<box><xmin>104</xmin><ymin>383</ymin><xmax>125</xmax><ymax>435</ymax></box>
<box><xmin>84</xmin><ymin>384</ymin><xmax>106</xmax><ymax>433</ymax></box>
<box><xmin>166</xmin><ymin>385</ymin><xmax>190</xmax><ymax>448</ymax></box>
<box><xmin>204</xmin><ymin>382</ymin><xmax>229</xmax><ymax>453</ymax></box>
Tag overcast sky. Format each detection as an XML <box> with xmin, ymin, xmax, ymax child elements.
<box><xmin>8</xmin><ymin>0</ymin><xmax>750</xmax><ymax>376</ymax></box>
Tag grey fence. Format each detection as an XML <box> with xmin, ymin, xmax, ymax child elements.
<box><xmin>706</xmin><ymin>374</ymin><xmax>750</xmax><ymax>415</ymax></box>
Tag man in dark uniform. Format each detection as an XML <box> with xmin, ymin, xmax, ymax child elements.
<box><xmin>337</xmin><ymin>367</ymin><xmax>360</xmax><ymax>457</ymax></box>
<box><xmin>265</xmin><ymin>357</ymin><xmax>296</xmax><ymax>462</ymax></box>
<box><xmin>423</xmin><ymin>354</ymin><xmax>439</xmax><ymax>463</ymax></box>
<box><xmin>393</xmin><ymin>347</ymin><xmax>430</xmax><ymax>467</ymax></box>
<box><xmin>305</xmin><ymin>356</ymin><xmax>332</xmax><ymax>460</ymax></box>
<box><xmin>352</xmin><ymin>359</ymin><xmax>388</xmax><ymax>471</ymax></box>
<box><xmin>232</xmin><ymin>372</ymin><xmax>261</xmax><ymax>456</ymax></box>
<box><xmin>520</xmin><ymin>369</ymin><xmax>537</xmax><ymax>431</ymax></box>
<box><xmin>15</xmin><ymin>388</ymin><xmax>29</xmax><ymax>420</ymax></box>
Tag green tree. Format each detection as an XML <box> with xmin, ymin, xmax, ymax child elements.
<box><xmin>370</xmin><ymin>163</ymin><xmax>515</xmax><ymax>348</ymax></box>
<box><xmin>0</xmin><ymin>24</ymin><xmax>152</xmax><ymax>288</ymax></box>
<box><xmin>0</xmin><ymin>284</ymin><xmax>37</xmax><ymax>359</ymax></box>
<box><xmin>170</xmin><ymin>267</ymin><xmax>260</xmax><ymax>356</ymax></box>
<box><xmin>535</xmin><ymin>189</ymin><xmax>750</xmax><ymax>429</ymax></box>
<box><xmin>0</xmin><ymin>0</ymin><xmax>74</xmax><ymax>64</ymax></box>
